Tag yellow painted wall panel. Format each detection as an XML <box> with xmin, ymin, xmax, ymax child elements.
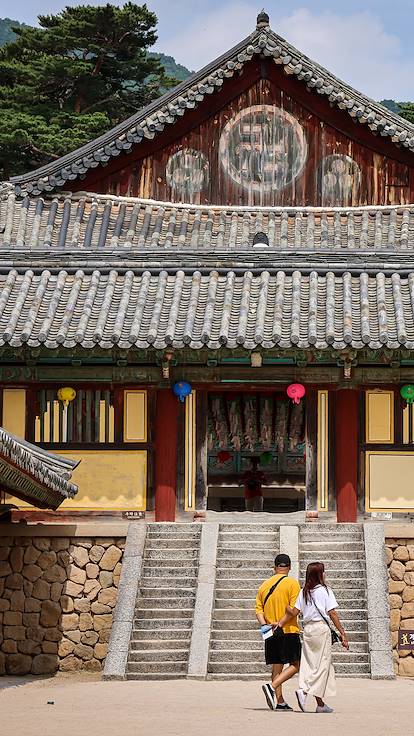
<box><xmin>2</xmin><ymin>389</ymin><xmax>26</xmax><ymax>438</ymax></box>
<box><xmin>124</xmin><ymin>390</ymin><xmax>147</xmax><ymax>442</ymax></box>
<box><xmin>366</xmin><ymin>391</ymin><xmax>394</xmax><ymax>443</ymax></box>
<box><xmin>366</xmin><ymin>451</ymin><xmax>414</xmax><ymax>510</ymax></box>
<box><xmin>8</xmin><ymin>450</ymin><xmax>147</xmax><ymax>511</ymax></box>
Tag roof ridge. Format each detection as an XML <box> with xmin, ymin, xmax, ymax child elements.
<box><xmin>10</xmin><ymin>18</ymin><xmax>414</xmax><ymax>195</ymax></box>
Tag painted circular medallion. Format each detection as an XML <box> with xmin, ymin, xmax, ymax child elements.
<box><xmin>219</xmin><ymin>104</ymin><xmax>307</xmax><ymax>192</ymax></box>
<box><xmin>166</xmin><ymin>148</ymin><xmax>209</xmax><ymax>201</ymax></box>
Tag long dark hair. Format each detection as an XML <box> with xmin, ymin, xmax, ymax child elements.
<box><xmin>303</xmin><ymin>562</ymin><xmax>327</xmax><ymax>603</ymax></box>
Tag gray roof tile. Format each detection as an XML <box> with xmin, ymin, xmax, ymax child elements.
<box><xmin>0</xmin><ymin>268</ymin><xmax>413</xmax><ymax>351</ymax></box>
<box><xmin>2</xmin><ymin>186</ymin><xmax>414</xmax><ymax>252</ymax></box>
<box><xmin>0</xmin><ymin>428</ymin><xmax>78</xmax><ymax>509</ymax></box>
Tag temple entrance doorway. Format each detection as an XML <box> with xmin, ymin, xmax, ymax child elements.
<box><xmin>206</xmin><ymin>391</ymin><xmax>306</xmax><ymax>513</ymax></box>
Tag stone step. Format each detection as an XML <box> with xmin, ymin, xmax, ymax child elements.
<box><xmin>300</xmin><ymin>524</ymin><xmax>363</xmax><ymax>532</ymax></box>
<box><xmin>213</xmin><ymin>596</ymin><xmax>366</xmax><ymax>610</ymax></box>
<box><xmin>135</xmin><ymin>608</ymin><xmax>194</xmax><ymax>620</ymax></box>
<box><xmin>146</xmin><ymin>539</ymin><xmax>200</xmax><ymax>549</ymax></box>
<box><xmin>209</xmin><ymin>638</ymin><xmax>369</xmax><ymax>652</ymax></box>
<box><xmin>208</xmin><ymin>649</ymin><xmax>370</xmax><ymax>663</ymax></box>
<box><xmin>211</xmin><ymin>619</ymin><xmax>367</xmax><ymax>631</ymax></box>
<box><xmin>148</xmin><ymin>523</ymin><xmax>201</xmax><ymax>531</ymax></box>
<box><xmin>130</xmin><ymin>639</ymin><xmax>191</xmax><ymax>650</ymax></box>
<box><xmin>144</xmin><ymin>549</ymin><xmax>199</xmax><ymax>560</ymax></box>
<box><xmin>126</xmin><ymin>673</ymin><xmax>187</xmax><ymax>680</ymax></box>
<box><xmin>219</xmin><ymin>533</ymin><xmax>281</xmax><ymax>543</ymax></box>
<box><xmin>219</xmin><ymin>524</ymin><xmax>280</xmax><ymax>532</ymax></box>
<box><xmin>210</xmin><ymin>629</ymin><xmax>369</xmax><ymax>642</ymax></box>
<box><xmin>206</xmin><ymin>672</ymin><xmax>370</xmax><ymax>680</ymax></box>
<box><xmin>137</xmin><ymin>596</ymin><xmax>195</xmax><ymax>608</ymax></box>
<box><xmin>130</xmin><ymin>629</ymin><xmax>190</xmax><ymax>641</ymax></box>
<box><xmin>216</xmin><ymin>569</ymin><xmax>273</xmax><ymax>579</ymax></box>
<box><xmin>141</xmin><ymin>568</ymin><xmax>198</xmax><ymax>578</ymax></box>
<box><xmin>127</xmin><ymin>661</ymin><xmax>188</xmax><ymax>674</ymax></box>
<box><xmin>299</xmin><ymin>568</ymin><xmax>366</xmax><ymax>577</ymax></box>
<box><xmin>217</xmin><ymin>560</ymin><xmax>275</xmax><ymax>570</ymax></box>
<box><xmin>300</xmin><ymin>550</ymin><xmax>366</xmax><ymax>560</ymax></box>
<box><xmin>207</xmin><ymin>661</ymin><xmax>370</xmax><ymax>675</ymax></box>
<box><xmin>300</xmin><ymin>541</ymin><xmax>364</xmax><ymax>550</ymax></box>
<box><xmin>215</xmin><ymin>587</ymin><xmax>366</xmax><ymax>601</ymax></box>
<box><xmin>129</xmin><ymin>649</ymin><xmax>188</xmax><ymax>662</ymax></box>
<box><xmin>212</xmin><ymin>608</ymin><xmax>367</xmax><ymax>621</ymax></box>
<box><xmin>132</xmin><ymin>619</ymin><xmax>192</xmax><ymax>631</ymax></box>
<box><xmin>140</xmin><ymin>588</ymin><xmax>196</xmax><ymax>598</ymax></box>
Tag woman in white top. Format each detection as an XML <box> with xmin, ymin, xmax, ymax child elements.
<box><xmin>276</xmin><ymin>561</ymin><xmax>349</xmax><ymax>713</ymax></box>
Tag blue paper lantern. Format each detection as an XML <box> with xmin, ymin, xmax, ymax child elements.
<box><xmin>172</xmin><ymin>381</ymin><xmax>192</xmax><ymax>402</ymax></box>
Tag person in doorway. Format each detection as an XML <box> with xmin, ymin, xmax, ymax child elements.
<box><xmin>243</xmin><ymin>456</ymin><xmax>266</xmax><ymax>511</ymax></box>
<box><xmin>276</xmin><ymin>561</ymin><xmax>349</xmax><ymax>713</ymax></box>
<box><xmin>255</xmin><ymin>553</ymin><xmax>301</xmax><ymax>711</ymax></box>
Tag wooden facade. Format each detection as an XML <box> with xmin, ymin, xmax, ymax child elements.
<box><xmin>76</xmin><ymin>63</ymin><xmax>414</xmax><ymax>207</ymax></box>
<box><xmin>5</xmin><ymin>13</ymin><xmax>414</xmax><ymax>522</ymax></box>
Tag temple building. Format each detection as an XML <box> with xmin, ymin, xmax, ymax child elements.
<box><xmin>3</xmin><ymin>10</ymin><xmax>414</xmax><ymax>523</ymax></box>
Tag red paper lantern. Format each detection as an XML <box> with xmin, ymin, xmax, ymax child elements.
<box><xmin>287</xmin><ymin>383</ymin><xmax>306</xmax><ymax>405</ymax></box>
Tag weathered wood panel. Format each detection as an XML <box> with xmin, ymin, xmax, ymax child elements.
<box><xmin>78</xmin><ymin>62</ymin><xmax>414</xmax><ymax>206</ymax></box>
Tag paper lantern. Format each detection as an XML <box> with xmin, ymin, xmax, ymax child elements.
<box><xmin>57</xmin><ymin>387</ymin><xmax>76</xmax><ymax>406</ymax></box>
<box><xmin>287</xmin><ymin>383</ymin><xmax>306</xmax><ymax>405</ymax></box>
<box><xmin>217</xmin><ymin>450</ymin><xmax>231</xmax><ymax>464</ymax></box>
<box><xmin>172</xmin><ymin>381</ymin><xmax>192</xmax><ymax>403</ymax></box>
<box><xmin>260</xmin><ymin>451</ymin><xmax>273</xmax><ymax>466</ymax></box>
<box><xmin>401</xmin><ymin>385</ymin><xmax>414</xmax><ymax>405</ymax></box>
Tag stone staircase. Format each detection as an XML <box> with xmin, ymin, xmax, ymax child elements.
<box><xmin>126</xmin><ymin>523</ymin><xmax>201</xmax><ymax>680</ymax></box>
<box><xmin>207</xmin><ymin>523</ymin><xmax>280</xmax><ymax>679</ymax></box>
<box><xmin>299</xmin><ymin>524</ymin><xmax>370</xmax><ymax>677</ymax></box>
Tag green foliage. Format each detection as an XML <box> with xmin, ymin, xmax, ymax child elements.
<box><xmin>149</xmin><ymin>52</ymin><xmax>191</xmax><ymax>82</ymax></box>
<box><xmin>0</xmin><ymin>4</ymin><xmax>178</xmax><ymax>178</ymax></box>
<box><xmin>398</xmin><ymin>103</ymin><xmax>414</xmax><ymax>125</ymax></box>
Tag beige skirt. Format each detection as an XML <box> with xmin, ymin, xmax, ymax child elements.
<box><xmin>298</xmin><ymin>620</ymin><xmax>336</xmax><ymax>699</ymax></box>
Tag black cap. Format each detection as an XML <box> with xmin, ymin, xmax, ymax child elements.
<box><xmin>256</xmin><ymin>10</ymin><xmax>270</xmax><ymax>29</ymax></box>
<box><xmin>275</xmin><ymin>553</ymin><xmax>291</xmax><ymax>568</ymax></box>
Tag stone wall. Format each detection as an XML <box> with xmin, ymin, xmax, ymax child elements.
<box><xmin>0</xmin><ymin>535</ymin><xmax>124</xmax><ymax>675</ymax></box>
<box><xmin>386</xmin><ymin>537</ymin><xmax>414</xmax><ymax>677</ymax></box>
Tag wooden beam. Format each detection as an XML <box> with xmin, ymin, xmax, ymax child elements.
<box><xmin>305</xmin><ymin>388</ymin><xmax>318</xmax><ymax>515</ymax></box>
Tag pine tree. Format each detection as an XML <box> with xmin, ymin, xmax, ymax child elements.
<box><xmin>0</xmin><ymin>3</ymin><xmax>177</xmax><ymax>177</ymax></box>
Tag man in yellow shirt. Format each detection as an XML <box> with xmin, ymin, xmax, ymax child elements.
<box><xmin>255</xmin><ymin>553</ymin><xmax>301</xmax><ymax>711</ymax></box>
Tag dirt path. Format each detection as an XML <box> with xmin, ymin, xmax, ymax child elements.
<box><xmin>1</xmin><ymin>674</ymin><xmax>412</xmax><ymax>736</ymax></box>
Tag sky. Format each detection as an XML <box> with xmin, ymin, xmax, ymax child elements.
<box><xmin>2</xmin><ymin>0</ymin><xmax>414</xmax><ymax>99</ymax></box>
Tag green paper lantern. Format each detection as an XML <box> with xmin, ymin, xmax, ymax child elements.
<box><xmin>260</xmin><ymin>451</ymin><xmax>273</xmax><ymax>466</ymax></box>
<box><xmin>401</xmin><ymin>385</ymin><xmax>414</xmax><ymax>404</ymax></box>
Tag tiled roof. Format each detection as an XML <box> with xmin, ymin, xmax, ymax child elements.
<box><xmin>2</xmin><ymin>186</ymin><xmax>414</xmax><ymax>253</ymax></box>
<box><xmin>0</xmin><ymin>428</ymin><xmax>78</xmax><ymax>509</ymax></box>
<box><xmin>11</xmin><ymin>14</ymin><xmax>414</xmax><ymax>195</ymax></box>
<box><xmin>0</xmin><ymin>268</ymin><xmax>413</xmax><ymax>351</ymax></box>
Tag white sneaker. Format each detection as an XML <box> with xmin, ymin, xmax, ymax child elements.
<box><xmin>295</xmin><ymin>689</ymin><xmax>307</xmax><ymax>712</ymax></box>
<box><xmin>316</xmin><ymin>704</ymin><xmax>334</xmax><ymax>713</ymax></box>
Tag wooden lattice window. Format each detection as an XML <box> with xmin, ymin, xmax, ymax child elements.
<box><xmin>34</xmin><ymin>388</ymin><xmax>115</xmax><ymax>445</ymax></box>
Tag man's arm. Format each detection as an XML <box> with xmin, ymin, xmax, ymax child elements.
<box><xmin>255</xmin><ymin>589</ymin><xmax>267</xmax><ymax>625</ymax></box>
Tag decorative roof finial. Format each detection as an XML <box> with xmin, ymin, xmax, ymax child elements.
<box><xmin>256</xmin><ymin>9</ymin><xmax>270</xmax><ymax>29</ymax></box>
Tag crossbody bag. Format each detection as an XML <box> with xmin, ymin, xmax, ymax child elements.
<box><xmin>310</xmin><ymin>594</ymin><xmax>341</xmax><ymax>645</ymax></box>
<box><xmin>262</xmin><ymin>575</ymin><xmax>288</xmax><ymax>637</ymax></box>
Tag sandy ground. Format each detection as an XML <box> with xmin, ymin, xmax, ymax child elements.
<box><xmin>1</xmin><ymin>674</ymin><xmax>412</xmax><ymax>736</ymax></box>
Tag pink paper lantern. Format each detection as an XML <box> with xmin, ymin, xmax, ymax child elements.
<box><xmin>287</xmin><ymin>383</ymin><xmax>306</xmax><ymax>404</ymax></box>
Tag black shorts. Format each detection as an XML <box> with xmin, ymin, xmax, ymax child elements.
<box><xmin>264</xmin><ymin>631</ymin><xmax>301</xmax><ymax>665</ymax></box>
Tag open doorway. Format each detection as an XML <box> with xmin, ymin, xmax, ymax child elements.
<box><xmin>206</xmin><ymin>391</ymin><xmax>306</xmax><ymax>512</ymax></box>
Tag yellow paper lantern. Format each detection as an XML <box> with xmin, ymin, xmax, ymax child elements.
<box><xmin>57</xmin><ymin>387</ymin><xmax>76</xmax><ymax>406</ymax></box>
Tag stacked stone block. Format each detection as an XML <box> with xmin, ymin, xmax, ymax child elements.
<box><xmin>386</xmin><ymin>538</ymin><xmax>414</xmax><ymax>676</ymax></box>
<box><xmin>0</xmin><ymin>536</ymin><xmax>124</xmax><ymax>676</ymax></box>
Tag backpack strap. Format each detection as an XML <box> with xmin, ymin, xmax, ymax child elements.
<box><xmin>263</xmin><ymin>575</ymin><xmax>288</xmax><ymax>609</ymax></box>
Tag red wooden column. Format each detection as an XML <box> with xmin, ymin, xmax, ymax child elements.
<box><xmin>335</xmin><ymin>389</ymin><xmax>358</xmax><ymax>523</ymax></box>
<box><xmin>154</xmin><ymin>390</ymin><xmax>179</xmax><ymax>522</ymax></box>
